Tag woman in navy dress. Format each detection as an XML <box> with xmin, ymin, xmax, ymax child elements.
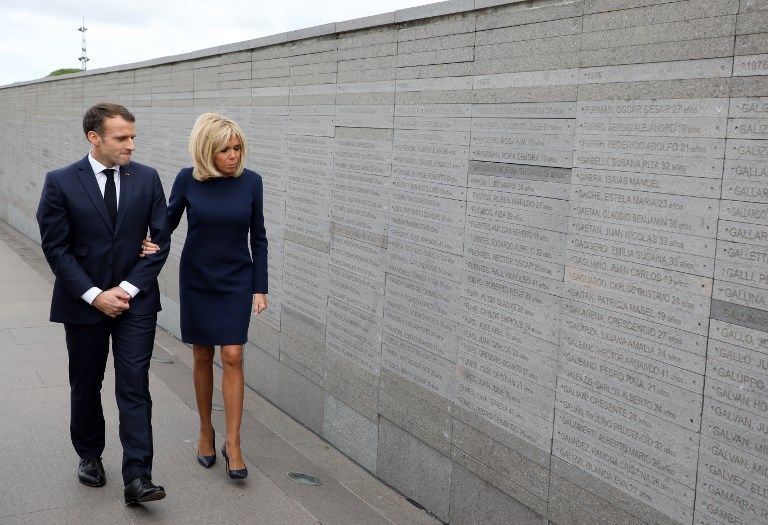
<box><xmin>144</xmin><ymin>113</ymin><xmax>267</xmax><ymax>479</ymax></box>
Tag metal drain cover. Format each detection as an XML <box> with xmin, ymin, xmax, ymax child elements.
<box><xmin>150</xmin><ymin>354</ymin><xmax>174</xmax><ymax>364</ymax></box>
<box><xmin>287</xmin><ymin>472</ymin><xmax>323</xmax><ymax>486</ymax></box>
<box><xmin>212</xmin><ymin>403</ymin><xmax>224</xmax><ymax>411</ymax></box>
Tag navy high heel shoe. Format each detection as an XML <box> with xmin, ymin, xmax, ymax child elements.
<box><xmin>222</xmin><ymin>443</ymin><xmax>248</xmax><ymax>479</ymax></box>
<box><xmin>197</xmin><ymin>435</ymin><xmax>216</xmax><ymax>468</ymax></box>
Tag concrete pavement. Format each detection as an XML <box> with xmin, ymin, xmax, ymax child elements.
<box><xmin>0</xmin><ymin>220</ymin><xmax>438</xmax><ymax>525</ymax></box>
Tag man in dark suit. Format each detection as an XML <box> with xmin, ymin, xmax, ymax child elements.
<box><xmin>36</xmin><ymin>103</ymin><xmax>170</xmax><ymax>504</ymax></box>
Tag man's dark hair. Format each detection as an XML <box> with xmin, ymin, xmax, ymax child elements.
<box><xmin>82</xmin><ymin>102</ymin><xmax>135</xmax><ymax>136</ymax></box>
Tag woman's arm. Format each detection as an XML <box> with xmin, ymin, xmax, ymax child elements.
<box><xmin>250</xmin><ymin>173</ymin><xmax>268</xmax><ymax>296</ymax></box>
<box><xmin>141</xmin><ymin>169</ymin><xmax>188</xmax><ymax>257</ymax></box>
<box><xmin>167</xmin><ymin>169</ymin><xmax>188</xmax><ymax>233</ymax></box>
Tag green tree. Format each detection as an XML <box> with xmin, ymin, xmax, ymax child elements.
<box><xmin>48</xmin><ymin>68</ymin><xmax>82</xmax><ymax>76</ymax></box>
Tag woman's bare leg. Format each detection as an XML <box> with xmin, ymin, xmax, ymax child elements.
<box><xmin>193</xmin><ymin>344</ymin><xmax>216</xmax><ymax>456</ymax></box>
<box><xmin>220</xmin><ymin>344</ymin><xmax>245</xmax><ymax>469</ymax></box>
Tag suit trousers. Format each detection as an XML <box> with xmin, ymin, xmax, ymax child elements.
<box><xmin>64</xmin><ymin>311</ymin><xmax>157</xmax><ymax>485</ymax></box>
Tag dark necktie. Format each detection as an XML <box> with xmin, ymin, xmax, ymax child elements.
<box><xmin>103</xmin><ymin>168</ymin><xmax>117</xmax><ymax>225</ymax></box>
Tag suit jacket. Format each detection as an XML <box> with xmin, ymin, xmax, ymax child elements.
<box><xmin>36</xmin><ymin>155</ymin><xmax>171</xmax><ymax>324</ymax></box>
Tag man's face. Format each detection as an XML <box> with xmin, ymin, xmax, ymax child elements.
<box><xmin>87</xmin><ymin>116</ymin><xmax>136</xmax><ymax>167</ymax></box>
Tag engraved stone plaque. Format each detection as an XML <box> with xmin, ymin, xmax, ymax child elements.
<box><xmin>457</xmin><ymin>350</ymin><xmax>555</xmax><ymax>422</ymax></box>
<box><xmin>386</xmin><ymin>237</ymin><xmax>464</xmax><ymax>284</ymax></box>
<box><xmin>556</xmin><ymin>378</ymin><xmax>699</xmax><ymax>446</ymax></box>
<box><xmin>468</xmin><ymin>215</ymin><xmax>567</xmax><ymax>251</ymax></box>
<box><xmin>458</xmin><ymin>336</ymin><xmax>558</xmax><ymax>387</ymax></box>
<box><xmin>467</xmin><ymin>243</ymin><xmax>564</xmax><ymax>280</ymax></box>
<box><xmin>551</xmin><ymin>443</ymin><xmax>691</xmax><ymax>523</ymax></box>
<box><xmin>710</xmin><ymin>300</ymin><xmax>768</xmax><ymax>333</ymax></box>
<box><xmin>565</xmin><ymin>281</ymin><xmax>710</xmax><ymax>335</ymax></box>
<box><xmin>329</xmin><ymin>269</ymin><xmax>384</xmax><ymax>319</ymax></box>
<box><xmin>702</xmin><ymin>399</ymin><xmax>768</xmax><ymax>462</ymax></box>
<box><xmin>715</xmin><ymin>259</ymin><xmax>768</xmax><ymax>291</ymax></box>
<box><xmin>568</xmin><ymin>218</ymin><xmax>716</xmax><ymax>258</ymax></box>
<box><xmin>576</xmin><ymin>135</ymin><xmax>725</xmax><ymax>158</ymax></box>
<box><xmin>562</xmin><ymin>315</ymin><xmax>706</xmax><ymax>374</ymax></box>
<box><xmin>554</xmin><ymin>409</ymin><xmax>696</xmax><ymax>487</ymax></box>
<box><xmin>565</xmin><ymin>266</ymin><xmax>710</xmax><ymax>318</ymax></box>
<box><xmin>720</xmin><ymin>201</ymin><xmax>768</xmax><ymax>226</ymax></box>
<box><xmin>562</xmin><ymin>299</ymin><xmax>708</xmax><ymax>357</ymax></box>
<box><xmin>705</xmin><ymin>376</ymin><xmax>768</xmax><ymax>419</ymax></box>
<box><xmin>463</xmin><ymin>297</ymin><xmax>560</xmax><ymax>344</ymax></box>
<box><xmin>394</xmin><ymin>115</ymin><xmax>470</xmax><ymax>132</ymax></box>
<box><xmin>717</xmin><ymin>220</ymin><xmax>768</xmax><ymax>249</ymax></box>
<box><xmin>553</xmin><ymin>426</ymin><xmax>695</xmax><ymax>506</ymax></box>
<box><xmin>470</xmin><ymin>147</ymin><xmax>572</xmax><ymax>168</ymax></box>
<box><xmin>729</xmin><ymin>118</ymin><xmax>768</xmax><ymax>140</ymax></box>
<box><xmin>577</xmin><ymin>99</ymin><xmax>728</xmax><ymax>119</ymax></box>
<box><xmin>468</xmin><ymin>200</ymin><xmax>567</xmax><ymax>232</ymax></box>
<box><xmin>384</xmin><ymin>298</ymin><xmax>458</xmax><ymax>358</ymax></box>
<box><xmin>569</xmin><ymin>199</ymin><xmax>716</xmax><ymax>237</ymax></box>
<box><xmin>468</xmin><ymin>173</ymin><xmax>569</xmax><ymax>200</ymax></box>
<box><xmin>472</xmin><ymin>118</ymin><xmax>575</xmax><ymax>135</ymax></box>
<box><xmin>695</xmin><ymin>474</ymin><xmax>768</xmax><ymax>525</ymax></box>
<box><xmin>558</xmin><ymin>356</ymin><xmax>702</xmax><ymax>428</ymax></box>
<box><xmin>331</xmin><ymin>202</ymin><xmax>388</xmax><ymax>234</ymax></box>
<box><xmin>382</xmin><ymin>332</ymin><xmax>452</xmax><ymax>398</ymax></box>
<box><xmin>392</xmin><ymin>176</ymin><xmax>467</xmax><ymax>200</ymax></box>
<box><xmin>471</xmin><ymin>102</ymin><xmax>576</xmax><ymax>119</ymax></box>
<box><xmin>392</xmin><ymin>163</ymin><xmax>468</xmax><ymax>187</ymax></box>
<box><xmin>714</xmin><ymin>281</ymin><xmax>768</xmax><ymax>313</ymax></box>
<box><xmin>394</xmin><ymin>128</ymin><xmax>470</xmax><ymax>146</ymax></box>
<box><xmin>462</xmin><ymin>309</ymin><xmax>560</xmax><ymax>362</ymax></box>
<box><xmin>330</xmin><ymin>234</ymin><xmax>386</xmax><ymax>281</ymax></box>
<box><xmin>568</xmin><ymin>251</ymin><xmax>713</xmax><ymax>296</ymax></box>
<box><xmin>728</xmin><ymin>139</ymin><xmax>768</xmax><ymax>162</ymax></box>
<box><xmin>722</xmin><ymin>183</ymin><xmax>768</xmax><ymax>206</ymax></box>
<box><xmin>456</xmin><ymin>372</ymin><xmax>553</xmax><ymax>451</ymax></box>
<box><xmin>387</xmin><ymin>272</ymin><xmax>460</xmax><ymax>322</ymax></box>
<box><xmin>709</xmin><ymin>318</ymin><xmax>768</xmax><ymax>354</ymax></box>
<box><xmin>562</xmin><ymin>326</ymin><xmax>702</xmax><ymax>394</ymax></box>
<box><xmin>698</xmin><ymin>435</ymin><xmax>768</xmax><ymax>508</ymax></box>
<box><xmin>574</xmin><ymin>151</ymin><xmax>722</xmax><ymax>178</ymax></box>
<box><xmin>572</xmin><ymin>168</ymin><xmax>721</xmax><ymax>198</ymax></box>
<box><xmin>734</xmin><ymin>54</ymin><xmax>768</xmax><ymax>77</ymax></box>
<box><xmin>572</xmin><ymin>185</ymin><xmax>718</xmax><ymax>217</ymax></box>
<box><xmin>730</xmin><ymin>98</ymin><xmax>768</xmax><ymax>119</ymax></box>
<box><xmin>707</xmin><ymin>340</ymin><xmax>768</xmax><ymax>397</ymax></box>
<box><xmin>388</xmin><ymin>214</ymin><xmax>465</xmax><ymax>255</ymax></box>
<box><xmin>578</xmin><ymin>116</ymin><xmax>726</xmax><ymax>138</ymax></box>
<box><xmin>467</xmin><ymin>228</ymin><xmax>566</xmax><ymax>265</ymax></box>
<box><xmin>464</xmin><ymin>256</ymin><xmax>564</xmax><ymax>296</ymax></box>
<box><xmin>472</xmin><ymin>131</ymin><xmax>574</xmax><ymax>152</ymax></box>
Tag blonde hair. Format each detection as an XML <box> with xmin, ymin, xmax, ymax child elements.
<box><xmin>188</xmin><ymin>113</ymin><xmax>247</xmax><ymax>181</ymax></box>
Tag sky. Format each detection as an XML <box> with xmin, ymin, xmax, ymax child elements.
<box><xmin>0</xmin><ymin>0</ymin><xmax>434</xmax><ymax>86</ymax></box>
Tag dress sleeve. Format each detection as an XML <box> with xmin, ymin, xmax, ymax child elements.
<box><xmin>250</xmin><ymin>172</ymin><xmax>269</xmax><ymax>294</ymax></box>
<box><xmin>167</xmin><ymin>169</ymin><xmax>188</xmax><ymax>233</ymax></box>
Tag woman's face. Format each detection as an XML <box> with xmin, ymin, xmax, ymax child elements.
<box><xmin>214</xmin><ymin>135</ymin><xmax>241</xmax><ymax>175</ymax></box>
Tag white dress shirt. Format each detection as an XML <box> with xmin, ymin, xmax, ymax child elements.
<box><xmin>80</xmin><ymin>152</ymin><xmax>140</xmax><ymax>305</ymax></box>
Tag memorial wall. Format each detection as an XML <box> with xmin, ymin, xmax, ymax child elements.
<box><xmin>0</xmin><ymin>0</ymin><xmax>766</xmax><ymax>523</ymax></box>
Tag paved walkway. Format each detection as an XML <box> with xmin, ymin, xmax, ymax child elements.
<box><xmin>0</xmin><ymin>220</ymin><xmax>438</xmax><ymax>525</ymax></box>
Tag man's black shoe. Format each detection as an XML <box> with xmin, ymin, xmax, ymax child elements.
<box><xmin>124</xmin><ymin>477</ymin><xmax>166</xmax><ymax>505</ymax></box>
<box><xmin>78</xmin><ymin>458</ymin><xmax>106</xmax><ymax>487</ymax></box>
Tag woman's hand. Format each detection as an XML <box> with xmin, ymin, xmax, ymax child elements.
<box><xmin>140</xmin><ymin>237</ymin><xmax>160</xmax><ymax>258</ymax></box>
<box><xmin>253</xmin><ymin>293</ymin><xmax>268</xmax><ymax>315</ymax></box>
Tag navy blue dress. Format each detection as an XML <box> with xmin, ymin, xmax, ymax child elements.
<box><xmin>167</xmin><ymin>167</ymin><xmax>268</xmax><ymax>345</ymax></box>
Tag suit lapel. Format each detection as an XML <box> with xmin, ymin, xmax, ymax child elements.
<box><xmin>75</xmin><ymin>156</ymin><xmax>114</xmax><ymax>233</ymax></box>
<box><xmin>115</xmin><ymin>163</ymin><xmax>134</xmax><ymax>233</ymax></box>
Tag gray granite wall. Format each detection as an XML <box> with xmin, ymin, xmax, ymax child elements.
<box><xmin>1</xmin><ymin>1</ymin><xmax>767</xmax><ymax>523</ymax></box>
